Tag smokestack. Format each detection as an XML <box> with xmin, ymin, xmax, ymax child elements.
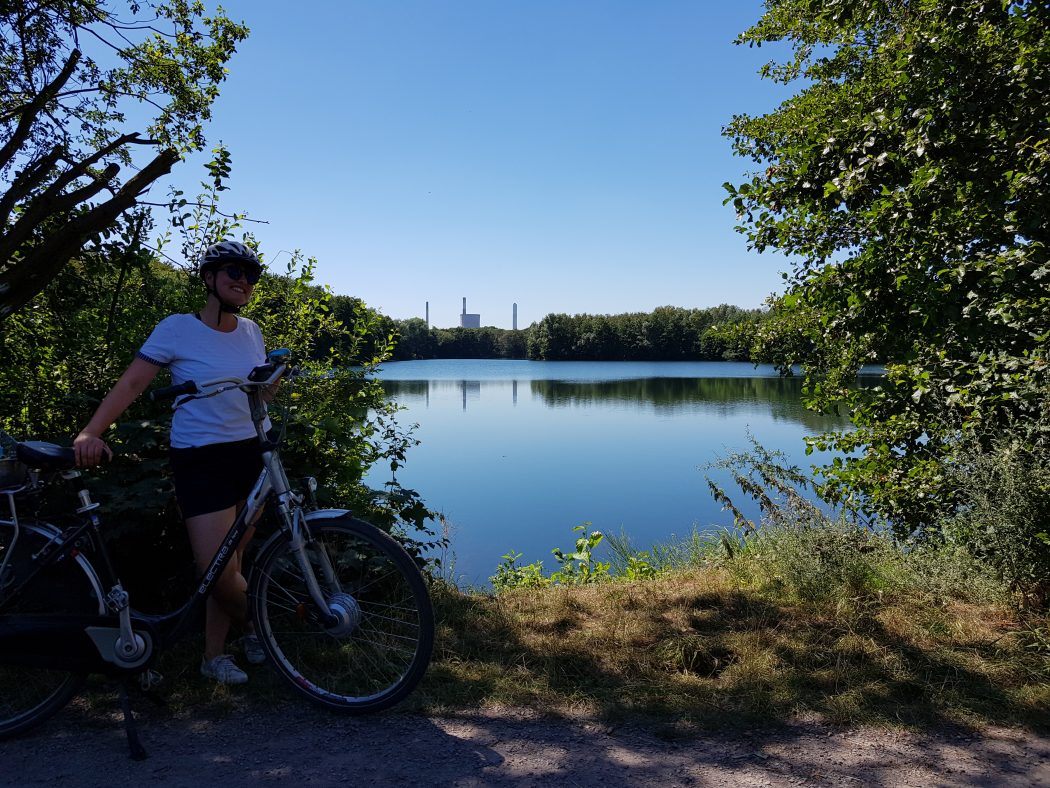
<box><xmin>425</xmin><ymin>301</ymin><xmax>429</xmax><ymax>328</ymax></box>
<box><xmin>462</xmin><ymin>297</ymin><xmax>467</xmax><ymax>315</ymax></box>
<box><xmin>513</xmin><ymin>303</ymin><xmax>518</xmax><ymax>331</ymax></box>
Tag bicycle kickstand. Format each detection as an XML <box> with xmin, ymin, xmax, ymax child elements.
<box><xmin>118</xmin><ymin>680</ymin><xmax>148</xmax><ymax>761</ymax></box>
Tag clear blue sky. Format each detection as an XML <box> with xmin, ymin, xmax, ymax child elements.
<box><xmin>167</xmin><ymin>1</ymin><xmax>793</xmax><ymax>329</ymax></box>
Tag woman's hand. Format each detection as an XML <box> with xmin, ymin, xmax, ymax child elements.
<box><xmin>73</xmin><ymin>357</ymin><xmax>161</xmax><ymax>467</ymax></box>
<box><xmin>74</xmin><ymin>432</ymin><xmax>113</xmax><ymax>467</ymax></box>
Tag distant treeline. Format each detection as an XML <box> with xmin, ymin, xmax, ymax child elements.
<box><xmin>387</xmin><ymin>305</ymin><xmax>768</xmax><ymax>361</ymax></box>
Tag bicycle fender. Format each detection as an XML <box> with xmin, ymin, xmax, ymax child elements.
<box><xmin>251</xmin><ymin>509</ymin><xmax>354</xmax><ymax>564</ymax></box>
<box><xmin>303</xmin><ymin>509</ymin><xmax>353</xmax><ymax>522</ymax></box>
<box><xmin>0</xmin><ymin>520</ymin><xmax>107</xmax><ymax>612</ymax></box>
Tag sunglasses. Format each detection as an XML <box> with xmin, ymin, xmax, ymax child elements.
<box><xmin>218</xmin><ymin>263</ymin><xmax>261</xmax><ymax>285</ymax></box>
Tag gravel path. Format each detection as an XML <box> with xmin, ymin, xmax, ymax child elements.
<box><xmin>4</xmin><ymin>701</ymin><xmax>1050</xmax><ymax>786</ymax></box>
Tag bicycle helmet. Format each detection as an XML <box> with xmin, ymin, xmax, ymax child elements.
<box><xmin>199</xmin><ymin>241</ymin><xmax>263</xmax><ymax>323</ymax></box>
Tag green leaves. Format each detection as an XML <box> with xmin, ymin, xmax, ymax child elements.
<box><xmin>726</xmin><ymin>0</ymin><xmax>1050</xmax><ymax>538</ymax></box>
<box><xmin>0</xmin><ymin>2</ymin><xmax>249</xmax><ymax>318</ymax></box>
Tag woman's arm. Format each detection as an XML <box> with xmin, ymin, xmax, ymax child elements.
<box><xmin>74</xmin><ymin>357</ymin><xmax>163</xmax><ymax>466</ymax></box>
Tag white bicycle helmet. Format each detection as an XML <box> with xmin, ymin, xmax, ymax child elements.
<box><xmin>198</xmin><ymin>241</ymin><xmax>263</xmax><ymax>322</ymax></box>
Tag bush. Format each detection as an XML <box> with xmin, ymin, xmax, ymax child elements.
<box><xmin>721</xmin><ymin>511</ymin><xmax>898</xmax><ymax>603</ymax></box>
<box><xmin>941</xmin><ymin>428</ymin><xmax>1050</xmax><ymax>605</ymax></box>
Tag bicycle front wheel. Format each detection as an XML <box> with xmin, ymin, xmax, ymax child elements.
<box><xmin>0</xmin><ymin>520</ymin><xmax>105</xmax><ymax>739</ymax></box>
<box><xmin>250</xmin><ymin>516</ymin><xmax>434</xmax><ymax>713</ymax></box>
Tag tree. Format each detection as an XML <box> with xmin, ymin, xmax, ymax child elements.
<box><xmin>0</xmin><ymin>0</ymin><xmax>248</xmax><ymax>319</ymax></box>
<box><xmin>725</xmin><ymin>1</ymin><xmax>1050</xmax><ymax>531</ymax></box>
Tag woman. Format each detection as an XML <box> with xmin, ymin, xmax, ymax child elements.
<box><xmin>74</xmin><ymin>240</ymin><xmax>269</xmax><ymax>685</ymax></box>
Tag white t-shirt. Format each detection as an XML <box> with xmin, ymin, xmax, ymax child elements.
<box><xmin>137</xmin><ymin>314</ymin><xmax>270</xmax><ymax>449</ymax></box>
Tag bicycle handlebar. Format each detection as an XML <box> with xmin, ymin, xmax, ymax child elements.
<box><xmin>146</xmin><ymin>359</ymin><xmax>293</xmax><ymax>406</ymax></box>
<box><xmin>147</xmin><ymin>381</ymin><xmax>199</xmax><ymax>403</ymax></box>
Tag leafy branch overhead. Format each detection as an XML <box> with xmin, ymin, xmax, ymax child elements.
<box><xmin>724</xmin><ymin>1</ymin><xmax>1050</xmax><ymax>534</ymax></box>
<box><xmin>0</xmin><ymin>0</ymin><xmax>248</xmax><ymax>319</ymax></box>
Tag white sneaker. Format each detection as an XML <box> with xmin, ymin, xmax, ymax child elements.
<box><xmin>239</xmin><ymin>634</ymin><xmax>267</xmax><ymax>665</ymax></box>
<box><xmin>200</xmin><ymin>654</ymin><xmax>248</xmax><ymax>685</ymax></box>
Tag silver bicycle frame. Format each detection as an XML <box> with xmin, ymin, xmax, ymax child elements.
<box><xmin>248</xmin><ymin>382</ymin><xmax>342</xmax><ymax>614</ymax></box>
<box><xmin>185</xmin><ymin>366</ymin><xmax>342</xmax><ymax>622</ymax></box>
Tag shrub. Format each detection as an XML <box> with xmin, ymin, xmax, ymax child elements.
<box><xmin>941</xmin><ymin>428</ymin><xmax>1050</xmax><ymax>605</ymax></box>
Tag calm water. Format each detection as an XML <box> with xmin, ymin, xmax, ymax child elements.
<box><xmin>368</xmin><ymin>359</ymin><xmax>856</xmax><ymax>587</ymax></box>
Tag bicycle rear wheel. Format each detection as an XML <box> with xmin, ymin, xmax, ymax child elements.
<box><xmin>0</xmin><ymin>520</ymin><xmax>105</xmax><ymax>739</ymax></box>
<box><xmin>249</xmin><ymin>516</ymin><xmax>434</xmax><ymax>712</ymax></box>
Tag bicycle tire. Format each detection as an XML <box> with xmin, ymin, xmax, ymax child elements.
<box><xmin>249</xmin><ymin>516</ymin><xmax>434</xmax><ymax>713</ymax></box>
<box><xmin>0</xmin><ymin>520</ymin><xmax>105</xmax><ymax>739</ymax></box>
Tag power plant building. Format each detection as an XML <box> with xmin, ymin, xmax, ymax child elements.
<box><xmin>460</xmin><ymin>297</ymin><xmax>480</xmax><ymax>328</ymax></box>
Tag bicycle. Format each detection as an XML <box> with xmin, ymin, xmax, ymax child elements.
<box><xmin>0</xmin><ymin>348</ymin><xmax>435</xmax><ymax>757</ymax></box>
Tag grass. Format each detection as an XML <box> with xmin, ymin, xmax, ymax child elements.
<box><xmin>72</xmin><ymin>520</ymin><xmax>1050</xmax><ymax>736</ymax></box>
<box><xmin>420</xmin><ymin>569</ymin><xmax>1049</xmax><ymax>733</ymax></box>
<box><xmin>417</xmin><ymin>517</ymin><xmax>1050</xmax><ymax>733</ymax></box>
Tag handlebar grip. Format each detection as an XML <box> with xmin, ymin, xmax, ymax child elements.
<box><xmin>148</xmin><ymin>381</ymin><xmax>199</xmax><ymax>402</ymax></box>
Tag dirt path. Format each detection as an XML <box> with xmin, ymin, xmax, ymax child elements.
<box><xmin>4</xmin><ymin>700</ymin><xmax>1050</xmax><ymax>787</ymax></box>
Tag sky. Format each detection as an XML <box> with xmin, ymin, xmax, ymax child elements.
<box><xmin>162</xmin><ymin>1</ymin><xmax>794</xmax><ymax>329</ymax></box>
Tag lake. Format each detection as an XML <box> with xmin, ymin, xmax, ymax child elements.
<box><xmin>367</xmin><ymin>359</ymin><xmax>856</xmax><ymax>587</ymax></box>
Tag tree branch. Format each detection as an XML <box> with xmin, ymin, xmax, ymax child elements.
<box><xmin>0</xmin><ymin>148</ymin><xmax>179</xmax><ymax>320</ymax></box>
<box><xmin>0</xmin><ymin>49</ymin><xmax>81</xmax><ymax>171</ymax></box>
<box><xmin>0</xmin><ymin>145</ymin><xmax>64</xmax><ymax>227</ymax></box>
<box><xmin>137</xmin><ymin>200</ymin><xmax>271</xmax><ymax>224</ymax></box>
<box><xmin>0</xmin><ymin>132</ymin><xmax>147</xmax><ymax>262</ymax></box>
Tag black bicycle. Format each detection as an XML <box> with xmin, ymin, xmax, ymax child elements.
<box><xmin>0</xmin><ymin>349</ymin><xmax>435</xmax><ymax>755</ymax></box>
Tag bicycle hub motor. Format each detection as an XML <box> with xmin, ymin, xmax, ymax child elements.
<box><xmin>323</xmin><ymin>592</ymin><xmax>362</xmax><ymax>637</ymax></box>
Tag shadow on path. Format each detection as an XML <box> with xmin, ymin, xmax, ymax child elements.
<box><xmin>4</xmin><ymin>699</ymin><xmax>1049</xmax><ymax>787</ymax></box>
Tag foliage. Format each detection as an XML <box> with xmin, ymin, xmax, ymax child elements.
<box><xmin>490</xmin><ymin>524</ymin><xmax>611</xmax><ymax>590</ymax></box>
<box><xmin>941</xmin><ymin>421</ymin><xmax>1050</xmax><ymax>605</ymax></box>
<box><xmin>490</xmin><ymin>550</ymin><xmax>549</xmax><ymax>592</ymax></box>
<box><xmin>0</xmin><ymin>0</ymin><xmax>249</xmax><ymax>318</ymax></box>
<box><xmin>604</xmin><ymin>531</ymin><xmax>663</xmax><ymax>581</ymax></box>
<box><xmin>387</xmin><ymin>305</ymin><xmax>768</xmax><ymax>362</ymax></box>
<box><xmin>526</xmin><ymin>305</ymin><xmax>766</xmax><ymax>361</ymax></box>
<box><xmin>706</xmin><ymin>433</ymin><xmax>830</xmax><ymax>533</ymax></box>
<box><xmin>549</xmin><ymin>524</ymin><xmax>611</xmax><ymax>585</ymax></box>
<box><xmin>0</xmin><ymin>154</ymin><xmax>440</xmax><ymax>603</ymax></box>
<box><xmin>724</xmin><ymin>1</ymin><xmax>1050</xmax><ymax>546</ymax></box>
<box><xmin>491</xmin><ymin>525</ymin><xmax>659</xmax><ymax>590</ymax></box>
<box><xmin>703</xmin><ymin>438</ymin><xmax>1011</xmax><ymax>608</ymax></box>
<box><xmin>315</xmin><ymin>293</ymin><xmax>401</xmax><ymax>364</ymax></box>
<box><xmin>391</xmin><ymin>320</ymin><xmax>528</xmax><ymax>361</ymax></box>
<box><xmin>0</xmin><ymin>210</ymin><xmax>184</xmax><ymax>439</ymax></box>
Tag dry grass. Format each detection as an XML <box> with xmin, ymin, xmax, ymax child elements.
<box><xmin>73</xmin><ymin>549</ymin><xmax>1049</xmax><ymax>735</ymax></box>
<box><xmin>420</xmin><ymin>570</ymin><xmax>1050</xmax><ymax>732</ymax></box>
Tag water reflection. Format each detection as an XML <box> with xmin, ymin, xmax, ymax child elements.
<box><xmin>382</xmin><ymin>375</ymin><xmax>853</xmax><ymax>430</ymax></box>
<box><xmin>372</xmin><ymin>361</ymin><xmax>872</xmax><ymax>586</ymax></box>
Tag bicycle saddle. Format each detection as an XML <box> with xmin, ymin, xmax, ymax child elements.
<box><xmin>16</xmin><ymin>441</ymin><xmax>76</xmax><ymax>471</ymax></box>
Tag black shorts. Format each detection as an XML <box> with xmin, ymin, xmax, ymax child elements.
<box><xmin>169</xmin><ymin>438</ymin><xmax>263</xmax><ymax>519</ymax></box>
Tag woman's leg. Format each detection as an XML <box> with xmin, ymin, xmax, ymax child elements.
<box><xmin>185</xmin><ymin>506</ymin><xmax>248</xmax><ymax>660</ymax></box>
<box><xmin>235</xmin><ymin>509</ymin><xmax>257</xmax><ymax>636</ymax></box>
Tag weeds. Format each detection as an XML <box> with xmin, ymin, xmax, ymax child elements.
<box><xmin>426</xmin><ymin>568</ymin><xmax>1049</xmax><ymax>730</ymax></box>
<box><xmin>941</xmin><ymin>428</ymin><xmax>1050</xmax><ymax>605</ymax></box>
<box><xmin>490</xmin><ymin>550</ymin><xmax>548</xmax><ymax>591</ymax></box>
<box><xmin>70</xmin><ymin>518</ymin><xmax>1048</xmax><ymax>734</ymax></box>
<box><xmin>466</xmin><ymin>495</ymin><xmax>1050</xmax><ymax>731</ymax></box>
<box><xmin>490</xmin><ymin>524</ymin><xmax>611</xmax><ymax>590</ymax></box>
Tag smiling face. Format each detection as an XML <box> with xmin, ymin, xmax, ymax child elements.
<box><xmin>206</xmin><ymin>265</ymin><xmax>256</xmax><ymax>306</ymax></box>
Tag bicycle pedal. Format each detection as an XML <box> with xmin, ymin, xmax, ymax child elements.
<box><xmin>138</xmin><ymin>669</ymin><xmax>164</xmax><ymax>691</ymax></box>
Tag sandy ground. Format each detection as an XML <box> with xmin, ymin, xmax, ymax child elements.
<box><xmin>3</xmin><ymin>700</ymin><xmax>1049</xmax><ymax>787</ymax></box>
